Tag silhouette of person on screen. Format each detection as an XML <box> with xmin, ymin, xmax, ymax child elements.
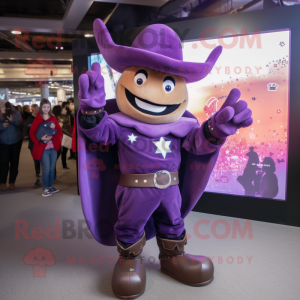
<box><xmin>258</xmin><ymin>157</ymin><xmax>279</xmax><ymax>199</ymax></box>
<box><xmin>237</xmin><ymin>146</ymin><xmax>259</xmax><ymax>196</ymax></box>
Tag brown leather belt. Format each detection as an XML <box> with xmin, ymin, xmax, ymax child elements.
<box><xmin>119</xmin><ymin>171</ymin><xmax>179</xmax><ymax>189</ymax></box>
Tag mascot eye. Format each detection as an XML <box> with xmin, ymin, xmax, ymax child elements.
<box><xmin>134</xmin><ymin>70</ymin><xmax>148</xmax><ymax>86</ymax></box>
<box><xmin>42</xmin><ymin>257</ymin><xmax>46</xmax><ymax>260</ymax></box>
<box><xmin>163</xmin><ymin>76</ymin><xmax>175</xmax><ymax>93</ymax></box>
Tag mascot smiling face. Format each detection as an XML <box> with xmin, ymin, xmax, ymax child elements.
<box><xmin>116</xmin><ymin>66</ymin><xmax>188</xmax><ymax>124</ymax></box>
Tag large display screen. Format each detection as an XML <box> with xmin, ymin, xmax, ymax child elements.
<box><xmin>88</xmin><ymin>29</ymin><xmax>289</xmax><ymax>201</ymax></box>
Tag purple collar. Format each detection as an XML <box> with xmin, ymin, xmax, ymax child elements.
<box><xmin>108</xmin><ymin>112</ymin><xmax>197</xmax><ymax>138</ymax></box>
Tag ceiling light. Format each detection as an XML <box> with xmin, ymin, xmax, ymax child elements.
<box><xmin>84</xmin><ymin>34</ymin><xmax>94</xmax><ymax>38</ymax></box>
<box><xmin>11</xmin><ymin>30</ymin><xmax>22</xmax><ymax>35</ymax></box>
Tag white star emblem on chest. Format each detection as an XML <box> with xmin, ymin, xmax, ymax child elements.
<box><xmin>153</xmin><ymin>137</ymin><xmax>172</xmax><ymax>159</ymax></box>
<box><xmin>128</xmin><ymin>133</ymin><xmax>137</xmax><ymax>143</ymax></box>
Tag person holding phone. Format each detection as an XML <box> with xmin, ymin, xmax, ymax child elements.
<box><xmin>0</xmin><ymin>100</ymin><xmax>23</xmax><ymax>191</ymax></box>
<box><xmin>30</xmin><ymin>99</ymin><xmax>62</xmax><ymax>197</ymax></box>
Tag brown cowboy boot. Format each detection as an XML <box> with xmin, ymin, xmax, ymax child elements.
<box><xmin>156</xmin><ymin>231</ymin><xmax>214</xmax><ymax>286</ymax></box>
<box><xmin>112</xmin><ymin>232</ymin><xmax>146</xmax><ymax>299</ymax></box>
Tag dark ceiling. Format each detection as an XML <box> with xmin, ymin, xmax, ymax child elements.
<box><xmin>0</xmin><ymin>0</ymin><xmax>117</xmax><ymax>21</ymax></box>
<box><xmin>1</xmin><ymin>0</ymin><xmax>295</xmax><ymax>59</ymax></box>
<box><xmin>0</xmin><ymin>0</ymin><xmax>66</xmax><ymax>19</ymax></box>
<box><xmin>77</xmin><ymin>2</ymin><xmax>117</xmax><ymax>30</ymax></box>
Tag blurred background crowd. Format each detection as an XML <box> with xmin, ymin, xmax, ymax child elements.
<box><xmin>0</xmin><ymin>98</ymin><xmax>76</xmax><ymax>193</ymax></box>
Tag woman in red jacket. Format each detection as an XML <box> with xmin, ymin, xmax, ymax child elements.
<box><xmin>30</xmin><ymin>98</ymin><xmax>62</xmax><ymax>197</ymax></box>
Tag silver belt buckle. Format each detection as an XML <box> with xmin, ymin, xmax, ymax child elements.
<box><xmin>153</xmin><ymin>170</ymin><xmax>171</xmax><ymax>189</ymax></box>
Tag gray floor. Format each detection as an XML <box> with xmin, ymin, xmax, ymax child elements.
<box><xmin>0</xmin><ymin>141</ymin><xmax>300</xmax><ymax>300</ymax></box>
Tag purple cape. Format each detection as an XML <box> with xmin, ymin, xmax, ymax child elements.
<box><xmin>77</xmin><ymin>100</ymin><xmax>221</xmax><ymax>246</ymax></box>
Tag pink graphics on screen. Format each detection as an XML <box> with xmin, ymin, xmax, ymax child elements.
<box><xmin>184</xmin><ymin>30</ymin><xmax>289</xmax><ymax>200</ymax></box>
<box><xmin>204</xmin><ymin>97</ymin><xmax>218</xmax><ymax>117</ymax></box>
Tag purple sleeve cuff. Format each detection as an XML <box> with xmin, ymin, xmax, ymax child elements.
<box><xmin>80</xmin><ymin>107</ymin><xmax>104</xmax><ymax>115</ymax></box>
<box><xmin>182</xmin><ymin>121</ymin><xmax>226</xmax><ymax>155</ymax></box>
<box><xmin>78</xmin><ymin>110</ymin><xmax>120</xmax><ymax>145</ymax></box>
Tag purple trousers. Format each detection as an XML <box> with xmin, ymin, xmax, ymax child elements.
<box><xmin>114</xmin><ymin>185</ymin><xmax>185</xmax><ymax>244</ymax></box>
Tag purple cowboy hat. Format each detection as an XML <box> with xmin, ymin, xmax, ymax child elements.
<box><xmin>93</xmin><ymin>18</ymin><xmax>222</xmax><ymax>84</ymax></box>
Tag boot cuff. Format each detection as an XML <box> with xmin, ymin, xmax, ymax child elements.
<box><xmin>156</xmin><ymin>231</ymin><xmax>187</xmax><ymax>255</ymax></box>
<box><xmin>116</xmin><ymin>232</ymin><xmax>146</xmax><ymax>257</ymax></box>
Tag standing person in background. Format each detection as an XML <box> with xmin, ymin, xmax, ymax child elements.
<box><xmin>71</xmin><ymin>117</ymin><xmax>77</xmax><ymax>160</ymax></box>
<box><xmin>57</xmin><ymin>102</ymin><xmax>72</xmax><ymax>172</ymax></box>
<box><xmin>66</xmin><ymin>98</ymin><xmax>75</xmax><ymax>159</ymax></box>
<box><xmin>23</xmin><ymin>104</ymin><xmax>42</xmax><ymax>188</ymax></box>
<box><xmin>23</xmin><ymin>105</ymin><xmax>31</xmax><ymax>120</ymax></box>
<box><xmin>72</xmin><ymin>121</ymin><xmax>76</xmax><ymax>154</ymax></box>
<box><xmin>67</xmin><ymin>103</ymin><xmax>75</xmax><ymax>159</ymax></box>
<box><xmin>0</xmin><ymin>100</ymin><xmax>23</xmax><ymax>191</ymax></box>
<box><xmin>52</xmin><ymin>105</ymin><xmax>63</xmax><ymax>181</ymax></box>
<box><xmin>30</xmin><ymin>98</ymin><xmax>62</xmax><ymax>197</ymax></box>
<box><xmin>15</xmin><ymin>105</ymin><xmax>25</xmax><ymax>126</ymax></box>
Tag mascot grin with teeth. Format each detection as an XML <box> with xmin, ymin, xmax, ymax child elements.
<box><xmin>77</xmin><ymin>19</ymin><xmax>253</xmax><ymax>299</ymax></box>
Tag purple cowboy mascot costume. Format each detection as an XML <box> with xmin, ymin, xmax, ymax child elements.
<box><xmin>77</xmin><ymin>19</ymin><xmax>253</xmax><ymax>299</ymax></box>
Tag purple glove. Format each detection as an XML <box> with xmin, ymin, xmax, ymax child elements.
<box><xmin>208</xmin><ymin>88</ymin><xmax>253</xmax><ymax>139</ymax></box>
<box><xmin>78</xmin><ymin>62</ymin><xmax>106</xmax><ymax>112</ymax></box>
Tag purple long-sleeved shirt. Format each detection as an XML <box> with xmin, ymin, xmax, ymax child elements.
<box><xmin>78</xmin><ymin>111</ymin><xmax>225</xmax><ymax>174</ymax></box>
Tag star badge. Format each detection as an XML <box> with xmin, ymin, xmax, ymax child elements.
<box><xmin>128</xmin><ymin>133</ymin><xmax>137</xmax><ymax>143</ymax></box>
<box><xmin>153</xmin><ymin>137</ymin><xmax>172</xmax><ymax>159</ymax></box>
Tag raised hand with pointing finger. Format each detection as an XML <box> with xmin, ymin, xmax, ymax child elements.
<box><xmin>78</xmin><ymin>62</ymin><xmax>106</xmax><ymax>114</ymax></box>
<box><xmin>207</xmin><ymin>88</ymin><xmax>253</xmax><ymax>139</ymax></box>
